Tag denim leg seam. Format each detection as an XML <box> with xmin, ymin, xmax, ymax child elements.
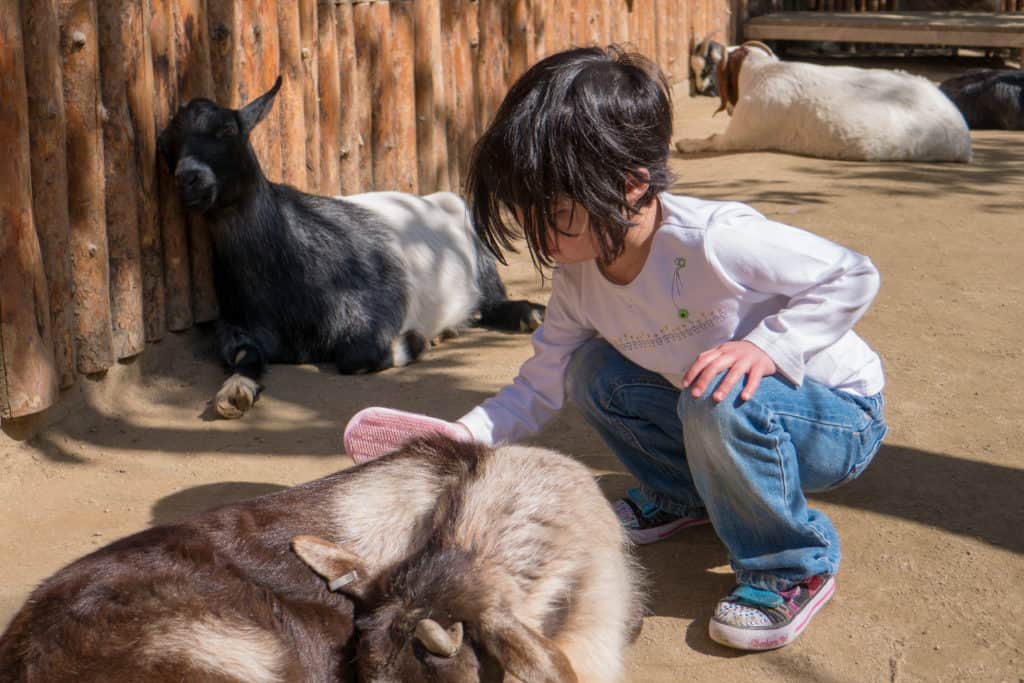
<box><xmin>604</xmin><ymin>382</ymin><xmax>703</xmax><ymax>514</ymax></box>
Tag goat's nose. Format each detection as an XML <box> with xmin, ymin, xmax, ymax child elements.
<box><xmin>178</xmin><ymin>169</ymin><xmax>202</xmax><ymax>188</ymax></box>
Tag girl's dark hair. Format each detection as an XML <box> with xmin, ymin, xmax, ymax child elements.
<box><xmin>467</xmin><ymin>45</ymin><xmax>674</xmax><ymax>270</ymax></box>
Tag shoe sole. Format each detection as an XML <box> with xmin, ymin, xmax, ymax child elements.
<box><xmin>708</xmin><ymin>576</ymin><xmax>836</xmax><ymax>650</ymax></box>
<box><xmin>626</xmin><ymin>516</ymin><xmax>711</xmax><ymax>545</ymax></box>
<box><xmin>343</xmin><ymin>407</ymin><xmax>468</xmax><ymax>464</ymax></box>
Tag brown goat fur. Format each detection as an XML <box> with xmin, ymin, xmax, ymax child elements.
<box><xmin>0</xmin><ymin>478</ymin><xmax>358</xmax><ymax>682</ymax></box>
<box><xmin>296</xmin><ymin>437</ymin><xmax>645</xmax><ymax>683</ymax></box>
<box><xmin>1</xmin><ymin>436</ymin><xmax>643</xmax><ymax>682</ymax></box>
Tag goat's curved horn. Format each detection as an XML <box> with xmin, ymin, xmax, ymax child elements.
<box><xmin>741</xmin><ymin>40</ymin><xmax>774</xmax><ymax>56</ymax></box>
<box><xmin>414</xmin><ymin>619</ymin><xmax>464</xmax><ymax>658</ymax></box>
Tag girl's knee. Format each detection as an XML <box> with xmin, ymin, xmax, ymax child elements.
<box><xmin>565</xmin><ymin>338</ymin><xmax>618</xmax><ymax>411</ymax></box>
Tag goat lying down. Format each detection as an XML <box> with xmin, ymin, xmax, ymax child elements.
<box><xmin>157</xmin><ymin>78</ymin><xmax>545</xmax><ymax>419</ymax></box>
<box><xmin>0</xmin><ymin>437</ymin><xmax>644</xmax><ymax>683</ymax></box>
<box><xmin>940</xmin><ymin>69</ymin><xmax>1024</xmax><ymax>131</ymax></box>
<box><xmin>676</xmin><ymin>42</ymin><xmax>972</xmax><ymax>162</ymax></box>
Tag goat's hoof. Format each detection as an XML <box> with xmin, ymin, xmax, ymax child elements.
<box><xmin>521</xmin><ymin>304</ymin><xmax>545</xmax><ymax>332</ymax></box>
<box><xmin>214</xmin><ymin>374</ymin><xmax>261</xmax><ymax>419</ymax></box>
<box><xmin>675</xmin><ymin>138</ymin><xmax>703</xmax><ymax>154</ymax></box>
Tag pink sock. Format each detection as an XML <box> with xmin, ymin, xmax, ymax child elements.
<box><xmin>343</xmin><ymin>407</ymin><xmax>471</xmax><ymax>464</ymax></box>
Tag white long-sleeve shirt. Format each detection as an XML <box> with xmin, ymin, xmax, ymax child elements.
<box><xmin>460</xmin><ymin>193</ymin><xmax>885</xmax><ymax>445</ymax></box>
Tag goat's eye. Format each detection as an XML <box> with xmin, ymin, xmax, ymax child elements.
<box><xmin>216</xmin><ymin>123</ymin><xmax>239</xmax><ymax>139</ymax></box>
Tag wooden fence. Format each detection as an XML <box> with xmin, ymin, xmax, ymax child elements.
<box><xmin>1</xmin><ymin>0</ymin><xmax>737</xmax><ymax>419</ymax></box>
<box><xmin>763</xmin><ymin>1</ymin><xmax>1024</xmax><ymax>10</ymax></box>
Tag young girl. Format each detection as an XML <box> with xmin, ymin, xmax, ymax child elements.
<box><xmin>343</xmin><ymin>46</ymin><xmax>887</xmax><ymax>651</ymax></box>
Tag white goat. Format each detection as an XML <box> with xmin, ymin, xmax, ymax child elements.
<box><xmin>676</xmin><ymin>42</ymin><xmax>972</xmax><ymax>162</ymax></box>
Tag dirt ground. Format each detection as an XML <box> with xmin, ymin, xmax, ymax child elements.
<box><xmin>3</xmin><ymin>56</ymin><xmax>1022</xmax><ymax>682</ymax></box>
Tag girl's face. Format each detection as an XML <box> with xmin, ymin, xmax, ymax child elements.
<box><xmin>547</xmin><ymin>199</ymin><xmax>601</xmax><ymax>265</ymax></box>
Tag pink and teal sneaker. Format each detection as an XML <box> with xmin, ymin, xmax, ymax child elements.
<box><xmin>710</xmin><ymin>574</ymin><xmax>836</xmax><ymax>650</ymax></box>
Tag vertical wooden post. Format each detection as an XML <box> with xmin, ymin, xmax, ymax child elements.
<box><xmin>278</xmin><ymin>0</ymin><xmax>308</xmax><ymax>188</ymax></box>
<box><xmin>207</xmin><ymin>0</ymin><xmax>241</xmax><ymax>106</ymax></box>
<box><xmin>476</xmin><ymin>0</ymin><xmax>507</xmax><ymax>130</ymax></box>
<box><xmin>98</xmin><ymin>0</ymin><xmax>146</xmax><ymax>359</ymax></box>
<box><xmin>352</xmin><ymin>1</ymin><xmax>375</xmax><ymax>191</ymax></box>
<box><xmin>299</xmin><ymin>0</ymin><xmax>320</xmax><ymax>192</ymax></box>
<box><xmin>530</xmin><ymin>0</ymin><xmax>547</xmax><ymax>65</ymax></box>
<box><xmin>508</xmin><ymin>0</ymin><xmax>529</xmax><ymax>85</ymax></box>
<box><xmin>626</xmin><ymin>0</ymin><xmax>640</xmax><ymax>53</ymax></box>
<box><xmin>151</xmin><ymin>0</ymin><xmax>193</xmax><ymax>332</ymax></box>
<box><xmin>125</xmin><ymin>0</ymin><xmax>165</xmax><ymax>344</ymax></box>
<box><xmin>414</xmin><ymin>0</ymin><xmax>448</xmax><ymax>193</ymax></box>
<box><xmin>610</xmin><ymin>0</ymin><xmax>628</xmax><ymax>47</ymax></box>
<box><xmin>236</xmin><ymin>0</ymin><xmax>283</xmax><ymax>180</ymax></box>
<box><xmin>391</xmin><ymin>0</ymin><xmax>418</xmax><ymax>194</ymax></box>
<box><xmin>175</xmin><ymin>0</ymin><xmax>219</xmax><ymax>324</ymax></box>
<box><xmin>355</xmin><ymin>0</ymin><xmax>397</xmax><ymax>191</ymax></box>
<box><xmin>317</xmin><ymin>0</ymin><xmax>341</xmax><ymax>194</ymax></box>
<box><xmin>336</xmin><ymin>0</ymin><xmax>363</xmax><ymax>195</ymax></box>
<box><xmin>0</xmin><ymin>0</ymin><xmax>60</xmax><ymax>417</ymax></box>
<box><xmin>21</xmin><ymin>0</ymin><xmax>77</xmax><ymax>386</ymax></box>
<box><xmin>59</xmin><ymin>0</ymin><xmax>116</xmax><ymax>372</ymax></box>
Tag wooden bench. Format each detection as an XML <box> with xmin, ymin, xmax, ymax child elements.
<box><xmin>744</xmin><ymin>11</ymin><xmax>1024</xmax><ymax>52</ymax></box>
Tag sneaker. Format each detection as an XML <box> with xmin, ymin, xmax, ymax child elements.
<box><xmin>343</xmin><ymin>407</ymin><xmax>472</xmax><ymax>464</ymax></box>
<box><xmin>612</xmin><ymin>488</ymin><xmax>710</xmax><ymax>545</ymax></box>
<box><xmin>709</xmin><ymin>574</ymin><xmax>836</xmax><ymax>650</ymax></box>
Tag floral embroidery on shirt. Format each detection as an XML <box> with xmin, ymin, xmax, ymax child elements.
<box><xmin>672</xmin><ymin>257</ymin><xmax>689</xmax><ymax>320</ymax></box>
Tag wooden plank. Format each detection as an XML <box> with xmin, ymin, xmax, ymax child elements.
<box><xmin>125</xmin><ymin>0</ymin><xmax>165</xmax><ymax>344</ymax></box>
<box><xmin>356</xmin><ymin>1</ymin><xmax>397</xmax><ymax>191</ymax></box>
<box><xmin>391</xmin><ymin>0</ymin><xmax>418</xmax><ymax>194</ymax></box>
<box><xmin>151</xmin><ymin>0</ymin><xmax>193</xmax><ymax>332</ymax></box>
<box><xmin>98</xmin><ymin>0</ymin><xmax>146</xmax><ymax>359</ymax></box>
<box><xmin>207</xmin><ymin>0</ymin><xmax>241</xmax><ymax>106</ymax></box>
<box><xmin>1</xmin><ymin>0</ymin><xmax>60</xmax><ymax>417</ymax></box>
<box><xmin>414</xmin><ymin>0</ymin><xmax>448</xmax><ymax>192</ymax></box>
<box><xmin>317</xmin><ymin>1</ymin><xmax>341</xmax><ymax>194</ymax></box>
<box><xmin>336</xmin><ymin>1</ymin><xmax>362</xmax><ymax>194</ymax></box>
<box><xmin>744</xmin><ymin>11</ymin><xmax>1024</xmax><ymax>48</ymax></box>
<box><xmin>278</xmin><ymin>0</ymin><xmax>308</xmax><ymax>188</ymax></box>
<box><xmin>529</xmin><ymin>0</ymin><xmax>547</xmax><ymax>65</ymax></box>
<box><xmin>299</xmin><ymin>0</ymin><xmax>320</xmax><ymax>192</ymax></box>
<box><xmin>351</xmin><ymin>2</ymin><xmax>375</xmax><ymax>191</ymax></box>
<box><xmin>59</xmin><ymin>0</ymin><xmax>116</xmax><ymax>372</ymax></box>
<box><xmin>21</xmin><ymin>0</ymin><xmax>77</xmax><ymax>386</ymax></box>
<box><xmin>508</xmin><ymin>0</ymin><xmax>529</xmax><ymax>89</ymax></box>
<box><xmin>476</xmin><ymin>0</ymin><xmax>507</xmax><ymax>130</ymax></box>
<box><xmin>176</xmin><ymin>0</ymin><xmax>219</xmax><ymax>325</ymax></box>
<box><xmin>251</xmin><ymin>0</ymin><xmax>283</xmax><ymax>181</ymax></box>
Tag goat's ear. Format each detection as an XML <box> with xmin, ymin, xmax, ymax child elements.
<box><xmin>715</xmin><ymin>46</ymin><xmax>746</xmax><ymax>116</ymax></box>
<box><xmin>478</xmin><ymin>611</ymin><xmax>578</xmax><ymax>683</ymax></box>
<box><xmin>239</xmin><ymin>76</ymin><xmax>283</xmax><ymax>134</ymax></box>
<box><xmin>292</xmin><ymin>535</ymin><xmax>370</xmax><ymax>600</ymax></box>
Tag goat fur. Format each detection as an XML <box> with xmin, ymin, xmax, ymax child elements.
<box><xmin>157</xmin><ymin>78</ymin><xmax>544</xmax><ymax>419</ymax></box>
<box><xmin>676</xmin><ymin>44</ymin><xmax>972</xmax><ymax>162</ymax></box>
<box><xmin>0</xmin><ymin>437</ymin><xmax>643</xmax><ymax>683</ymax></box>
<box><xmin>294</xmin><ymin>437</ymin><xmax>645</xmax><ymax>683</ymax></box>
<box><xmin>940</xmin><ymin>69</ymin><xmax>1024</xmax><ymax>131</ymax></box>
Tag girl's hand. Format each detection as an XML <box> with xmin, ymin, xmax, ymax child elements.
<box><xmin>683</xmin><ymin>341</ymin><xmax>777</xmax><ymax>403</ymax></box>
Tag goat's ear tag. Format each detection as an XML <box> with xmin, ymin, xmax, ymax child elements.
<box><xmin>328</xmin><ymin>570</ymin><xmax>360</xmax><ymax>592</ymax></box>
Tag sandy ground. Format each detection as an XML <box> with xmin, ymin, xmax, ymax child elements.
<box><xmin>3</xmin><ymin>56</ymin><xmax>1023</xmax><ymax>682</ymax></box>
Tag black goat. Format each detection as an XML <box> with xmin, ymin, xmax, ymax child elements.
<box><xmin>940</xmin><ymin>69</ymin><xmax>1024</xmax><ymax>131</ymax></box>
<box><xmin>157</xmin><ymin>78</ymin><xmax>545</xmax><ymax>418</ymax></box>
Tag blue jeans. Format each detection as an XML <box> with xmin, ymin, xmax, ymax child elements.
<box><xmin>566</xmin><ymin>338</ymin><xmax>887</xmax><ymax>592</ymax></box>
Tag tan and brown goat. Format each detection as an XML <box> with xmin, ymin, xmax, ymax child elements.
<box><xmin>294</xmin><ymin>436</ymin><xmax>645</xmax><ymax>683</ymax></box>
<box><xmin>0</xmin><ymin>436</ymin><xmax>643</xmax><ymax>682</ymax></box>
